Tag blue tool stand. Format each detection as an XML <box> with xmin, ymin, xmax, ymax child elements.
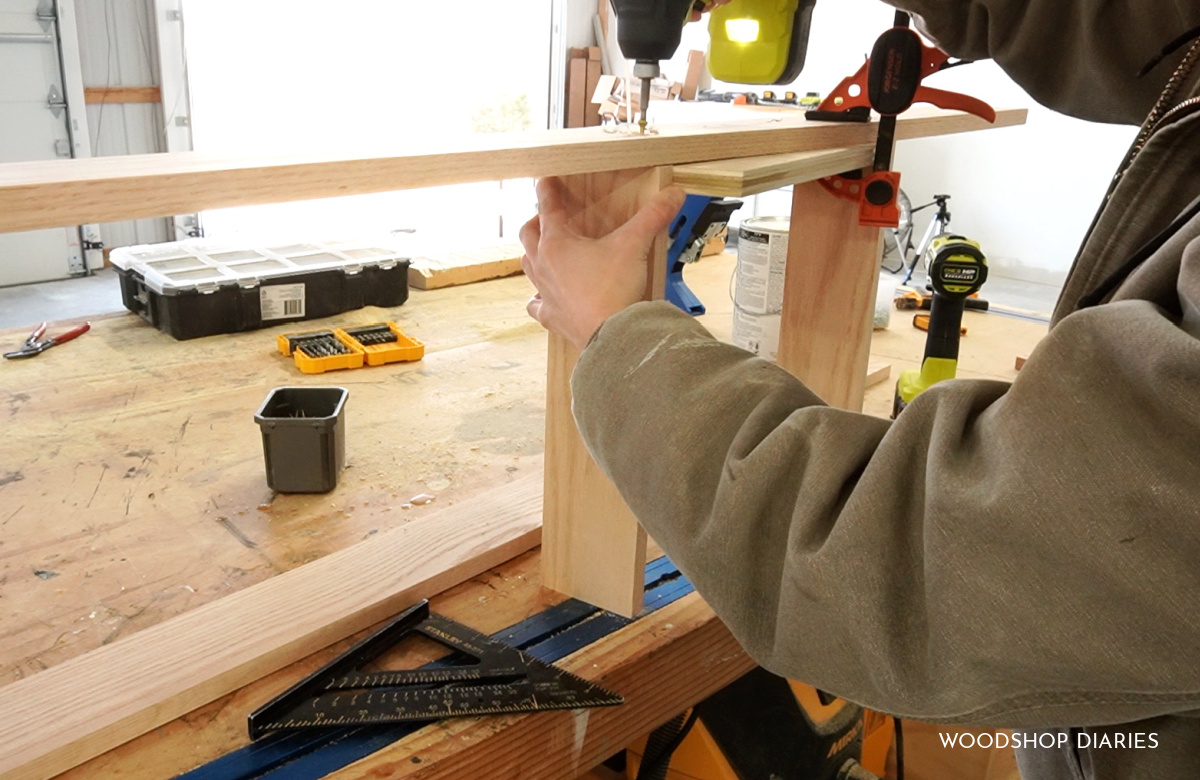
<box><xmin>665</xmin><ymin>195</ymin><xmax>743</xmax><ymax>316</ymax></box>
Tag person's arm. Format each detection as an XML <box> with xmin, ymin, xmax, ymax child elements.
<box><xmin>885</xmin><ymin>0</ymin><xmax>1200</xmax><ymax>124</ymax></box>
<box><xmin>519</xmin><ymin>177</ymin><xmax>1200</xmax><ymax>726</ymax></box>
<box><xmin>572</xmin><ymin>286</ymin><xmax>1200</xmax><ymax>726</ymax></box>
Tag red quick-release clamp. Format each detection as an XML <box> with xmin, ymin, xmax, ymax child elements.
<box><xmin>808</xmin><ymin>16</ymin><xmax>997</xmax><ymax>228</ymax></box>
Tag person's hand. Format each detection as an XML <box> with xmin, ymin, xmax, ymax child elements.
<box><xmin>520</xmin><ymin>178</ymin><xmax>687</xmax><ymax>350</ymax></box>
<box><xmin>689</xmin><ymin>0</ymin><xmax>734</xmax><ymax>22</ymax></box>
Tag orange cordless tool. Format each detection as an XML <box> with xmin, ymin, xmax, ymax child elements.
<box><xmin>806</xmin><ymin>11</ymin><xmax>996</xmax><ymax>227</ymax></box>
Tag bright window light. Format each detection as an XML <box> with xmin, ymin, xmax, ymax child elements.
<box><xmin>725</xmin><ymin>19</ymin><xmax>761</xmax><ymax>43</ymax></box>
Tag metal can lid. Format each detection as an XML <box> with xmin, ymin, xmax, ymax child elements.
<box><xmin>740</xmin><ymin>215</ymin><xmax>790</xmax><ymax>234</ymax></box>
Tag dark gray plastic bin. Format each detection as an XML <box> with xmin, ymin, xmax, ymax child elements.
<box><xmin>254</xmin><ymin>386</ymin><xmax>348</xmax><ymax>493</ymax></box>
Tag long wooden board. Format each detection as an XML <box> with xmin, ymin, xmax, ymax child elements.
<box><xmin>0</xmin><ymin>109</ymin><xmax>1024</xmax><ymax>234</ymax></box>
<box><xmin>0</xmin><ymin>475</ymin><xmax>544</xmax><ymax>780</ymax></box>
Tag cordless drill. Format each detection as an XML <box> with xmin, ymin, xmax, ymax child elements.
<box><xmin>893</xmin><ymin>235</ymin><xmax>989</xmax><ymax>416</ymax></box>
<box><xmin>610</xmin><ymin>0</ymin><xmax>816</xmax><ymax>132</ymax></box>
<box><xmin>609</xmin><ymin>0</ymin><xmax>696</xmax><ymax>133</ymax></box>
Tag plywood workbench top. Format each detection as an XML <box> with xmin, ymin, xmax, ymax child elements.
<box><xmin>0</xmin><ymin>255</ymin><xmax>1047</xmax><ymax>778</ymax></box>
<box><xmin>0</xmin><ymin>273</ymin><xmax>548</xmax><ymax>684</ymax></box>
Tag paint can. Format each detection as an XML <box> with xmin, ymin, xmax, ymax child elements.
<box><xmin>732</xmin><ymin>216</ymin><xmax>789</xmax><ymax>361</ymax></box>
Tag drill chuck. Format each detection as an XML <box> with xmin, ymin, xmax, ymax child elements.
<box><xmin>610</xmin><ymin>0</ymin><xmax>695</xmax><ymax>63</ymax></box>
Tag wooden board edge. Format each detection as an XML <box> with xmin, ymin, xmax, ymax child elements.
<box><xmin>0</xmin><ymin>108</ymin><xmax>1027</xmax><ymax>235</ymax></box>
<box><xmin>865</xmin><ymin>361</ymin><xmax>892</xmax><ymax>389</ymax></box>
<box><xmin>83</xmin><ymin>86</ymin><xmax>162</xmax><ymax>104</ymax></box>
<box><xmin>0</xmin><ymin>476</ymin><xmax>545</xmax><ymax>780</ymax></box>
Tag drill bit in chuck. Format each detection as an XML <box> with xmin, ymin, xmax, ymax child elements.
<box><xmin>638</xmin><ymin>78</ymin><xmax>652</xmax><ymax>133</ymax></box>
<box><xmin>632</xmin><ymin>61</ymin><xmax>660</xmax><ymax>134</ymax></box>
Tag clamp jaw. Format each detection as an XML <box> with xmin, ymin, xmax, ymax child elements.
<box><xmin>807</xmin><ymin>13</ymin><xmax>996</xmax><ymax>228</ymax></box>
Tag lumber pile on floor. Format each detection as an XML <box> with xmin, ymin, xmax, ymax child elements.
<box><xmin>408</xmin><ymin>243</ymin><xmax>525</xmax><ymax>290</ymax></box>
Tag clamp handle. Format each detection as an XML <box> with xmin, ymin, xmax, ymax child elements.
<box><xmin>814</xmin><ymin>27</ymin><xmax>995</xmax><ymax>124</ymax></box>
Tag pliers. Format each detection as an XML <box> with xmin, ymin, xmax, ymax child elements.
<box><xmin>3</xmin><ymin>321</ymin><xmax>90</xmax><ymax>359</ymax></box>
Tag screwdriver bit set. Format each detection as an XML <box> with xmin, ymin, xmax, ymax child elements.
<box><xmin>277</xmin><ymin>321</ymin><xmax>424</xmax><ymax>374</ymax></box>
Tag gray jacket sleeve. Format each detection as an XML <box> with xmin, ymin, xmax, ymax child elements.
<box><xmin>570</xmin><ymin>278</ymin><xmax>1200</xmax><ymax>725</ymax></box>
<box><xmin>886</xmin><ymin>0</ymin><xmax>1200</xmax><ymax>124</ymax></box>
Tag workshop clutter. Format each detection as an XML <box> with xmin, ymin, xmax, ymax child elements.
<box><xmin>110</xmin><ymin>239</ymin><xmax>411</xmax><ymax>340</ymax></box>
<box><xmin>277</xmin><ymin>321</ymin><xmax>424</xmax><ymax>374</ymax></box>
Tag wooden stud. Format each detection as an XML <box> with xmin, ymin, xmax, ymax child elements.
<box><xmin>542</xmin><ymin>167</ymin><xmax>672</xmax><ymax>617</ymax></box>
<box><xmin>775</xmin><ymin>177</ymin><xmax>885</xmax><ymax>411</ymax></box>
<box><xmin>0</xmin><ymin>477</ymin><xmax>543</xmax><ymax>780</ymax></box>
<box><xmin>568</xmin><ymin>56</ymin><xmax>587</xmax><ymax>129</ymax></box>
<box><xmin>682</xmin><ymin>50</ymin><xmax>705</xmax><ymax>101</ymax></box>
<box><xmin>83</xmin><ymin>86</ymin><xmax>162</xmax><ymax>104</ymax></box>
<box><xmin>585</xmin><ymin>52</ymin><xmax>603</xmax><ymax>127</ymax></box>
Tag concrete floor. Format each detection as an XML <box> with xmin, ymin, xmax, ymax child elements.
<box><xmin>0</xmin><ymin>268</ymin><xmax>127</xmax><ymax>331</ymax></box>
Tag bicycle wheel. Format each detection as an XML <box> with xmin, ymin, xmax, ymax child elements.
<box><xmin>880</xmin><ymin>189</ymin><xmax>913</xmax><ymax>274</ymax></box>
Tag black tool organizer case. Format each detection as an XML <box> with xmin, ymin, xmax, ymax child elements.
<box><xmin>110</xmin><ymin>241</ymin><xmax>410</xmax><ymax>340</ymax></box>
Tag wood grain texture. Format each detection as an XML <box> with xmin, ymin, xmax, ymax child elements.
<box><xmin>408</xmin><ymin>242</ymin><xmax>525</xmax><ymax>289</ymax></box>
<box><xmin>673</xmin><ymin>146</ymin><xmax>874</xmax><ymax>196</ymax></box>
<box><xmin>775</xmin><ymin>178</ymin><xmax>885</xmax><ymax>411</ymax></box>
<box><xmin>83</xmin><ymin>86</ymin><xmax>162</xmax><ymax>104</ymax></box>
<box><xmin>0</xmin><ymin>108</ymin><xmax>1026</xmax><ymax>234</ymax></box>
<box><xmin>324</xmin><ymin>592</ymin><xmax>754</xmax><ymax>780</ymax></box>
<box><xmin>542</xmin><ymin>167</ymin><xmax>673</xmax><ymax>616</ymax></box>
<box><xmin>0</xmin><ymin>476</ymin><xmax>543</xmax><ymax>780</ymax></box>
<box><xmin>0</xmin><ymin>254</ymin><xmax>1050</xmax><ymax>778</ymax></box>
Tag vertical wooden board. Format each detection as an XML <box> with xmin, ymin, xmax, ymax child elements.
<box><xmin>775</xmin><ymin>179</ymin><xmax>884</xmax><ymax>411</ymax></box>
<box><xmin>568</xmin><ymin>57</ymin><xmax>587</xmax><ymax>129</ymax></box>
<box><xmin>585</xmin><ymin>57</ymin><xmax>603</xmax><ymax>127</ymax></box>
<box><xmin>682</xmin><ymin>51</ymin><xmax>706</xmax><ymax>101</ymax></box>
<box><xmin>542</xmin><ymin>167</ymin><xmax>671</xmax><ymax>616</ymax></box>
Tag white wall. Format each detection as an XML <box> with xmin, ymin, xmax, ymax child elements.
<box><xmin>651</xmin><ymin>0</ymin><xmax>1139</xmax><ymax>286</ymax></box>
<box><xmin>181</xmin><ymin>0</ymin><xmax>552</xmax><ymax>252</ymax></box>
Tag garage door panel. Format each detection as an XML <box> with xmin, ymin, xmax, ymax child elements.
<box><xmin>0</xmin><ymin>103</ymin><xmax>68</xmax><ymax>161</ymax></box>
<box><xmin>0</xmin><ymin>0</ymin><xmax>81</xmax><ymax>286</ymax></box>
<box><xmin>0</xmin><ymin>229</ymin><xmax>76</xmax><ymax>286</ymax></box>
<box><xmin>0</xmin><ymin>41</ymin><xmax>60</xmax><ymax>102</ymax></box>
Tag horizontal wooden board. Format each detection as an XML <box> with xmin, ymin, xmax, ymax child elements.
<box><xmin>408</xmin><ymin>243</ymin><xmax>525</xmax><ymax>289</ymax></box>
<box><xmin>83</xmin><ymin>87</ymin><xmax>162</xmax><ymax>104</ymax></box>
<box><xmin>673</xmin><ymin>145</ymin><xmax>875</xmax><ymax>196</ymax></box>
<box><xmin>0</xmin><ymin>108</ymin><xmax>1026</xmax><ymax>234</ymax></box>
<box><xmin>0</xmin><ymin>476</ymin><xmax>543</xmax><ymax>780</ymax></box>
